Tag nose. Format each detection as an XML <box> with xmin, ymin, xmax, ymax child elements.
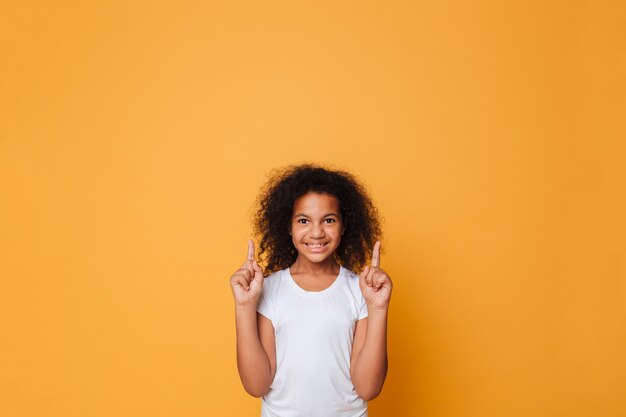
<box><xmin>310</xmin><ymin>222</ymin><xmax>325</xmax><ymax>238</ymax></box>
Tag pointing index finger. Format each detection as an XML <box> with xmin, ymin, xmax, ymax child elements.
<box><xmin>247</xmin><ymin>239</ymin><xmax>255</xmax><ymax>261</ymax></box>
<box><xmin>371</xmin><ymin>240</ymin><xmax>381</xmax><ymax>267</ymax></box>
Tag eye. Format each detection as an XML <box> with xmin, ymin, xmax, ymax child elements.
<box><xmin>324</xmin><ymin>218</ymin><xmax>335</xmax><ymax>223</ymax></box>
<box><xmin>297</xmin><ymin>218</ymin><xmax>308</xmax><ymax>224</ymax></box>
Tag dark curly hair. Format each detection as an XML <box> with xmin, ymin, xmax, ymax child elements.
<box><xmin>253</xmin><ymin>163</ymin><xmax>382</xmax><ymax>274</ymax></box>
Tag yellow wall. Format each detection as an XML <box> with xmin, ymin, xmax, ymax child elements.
<box><xmin>1</xmin><ymin>1</ymin><xmax>624</xmax><ymax>416</ymax></box>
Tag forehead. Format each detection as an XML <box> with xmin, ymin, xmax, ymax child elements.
<box><xmin>292</xmin><ymin>192</ymin><xmax>340</xmax><ymax>214</ymax></box>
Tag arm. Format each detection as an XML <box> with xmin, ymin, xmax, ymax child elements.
<box><xmin>351</xmin><ymin>240</ymin><xmax>392</xmax><ymax>401</ymax></box>
<box><xmin>234</xmin><ymin>306</ymin><xmax>276</xmax><ymax>397</ymax></box>
<box><xmin>230</xmin><ymin>240</ymin><xmax>276</xmax><ymax>397</ymax></box>
<box><xmin>350</xmin><ymin>308</ymin><xmax>389</xmax><ymax>400</ymax></box>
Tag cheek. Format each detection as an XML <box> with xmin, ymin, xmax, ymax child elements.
<box><xmin>291</xmin><ymin>228</ymin><xmax>305</xmax><ymax>241</ymax></box>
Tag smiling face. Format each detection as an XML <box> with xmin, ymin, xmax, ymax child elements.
<box><xmin>289</xmin><ymin>192</ymin><xmax>345</xmax><ymax>267</ymax></box>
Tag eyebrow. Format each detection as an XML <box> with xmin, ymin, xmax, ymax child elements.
<box><xmin>293</xmin><ymin>213</ymin><xmax>340</xmax><ymax>218</ymax></box>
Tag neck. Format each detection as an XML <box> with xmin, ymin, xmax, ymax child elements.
<box><xmin>291</xmin><ymin>256</ymin><xmax>340</xmax><ymax>275</ymax></box>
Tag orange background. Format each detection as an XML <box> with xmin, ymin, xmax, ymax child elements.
<box><xmin>1</xmin><ymin>1</ymin><xmax>625</xmax><ymax>416</ymax></box>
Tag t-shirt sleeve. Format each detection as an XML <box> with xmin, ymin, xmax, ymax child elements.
<box><xmin>256</xmin><ymin>289</ymin><xmax>273</xmax><ymax>323</ymax></box>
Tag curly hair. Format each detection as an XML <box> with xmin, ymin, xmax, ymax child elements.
<box><xmin>253</xmin><ymin>163</ymin><xmax>382</xmax><ymax>274</ymax></box>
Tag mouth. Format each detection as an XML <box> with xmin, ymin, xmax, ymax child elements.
<box><xmin>305</xmin><ymin>242</ymin><xmax>329</xmax><ymax>249</ymax></box>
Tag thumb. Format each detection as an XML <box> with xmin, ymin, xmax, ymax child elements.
<box><xmin>252</xmin><ymin>261</ymin><xmax>264</xmax><ymax>279</ymax></box>
<box><xmin>359</xmin><ymin>265</ymin><xmax>370</xmax><ymax>287</ymax></box>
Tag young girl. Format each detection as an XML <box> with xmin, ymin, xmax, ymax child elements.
<box><xmin>229</xmin><ymin>164</ymin><xmax>392</xmax><ymax>417</ymax></box>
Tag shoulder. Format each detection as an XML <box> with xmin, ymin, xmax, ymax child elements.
<box><xmin>342</xmin><ymin>267</ymin><xmax>364</xmax><ymax>296</ymax></box>
<box><xmin>260</xmin><ymin>267</ymin><xmax>287</xmax><ymax>299</ymax></box>
<box><xmin>343</xmin><ymin>266</ymin><xmax>360</xmax><ymax>283</ymax></box>
<box><xmin>263</xmin><ymin>267</ymin><xmax>286</xmax><ymax>284</ymax></box>
<box><xmin>341</xmin><ymin>267</ymin><xmax>368</xmax><ymax>318</ymax></box>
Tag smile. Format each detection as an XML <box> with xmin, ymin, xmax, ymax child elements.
<box><xmin>305</xmin><ymin>242</ymin><xmax>329</xmax><ymax>248</ymax></box>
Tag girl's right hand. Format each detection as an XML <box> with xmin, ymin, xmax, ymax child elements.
<box><xmin>229</xmin><ymin>239</ymin><xmax>265</xmax><ymax>306</ymax></box>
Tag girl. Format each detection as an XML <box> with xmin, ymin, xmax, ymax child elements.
<box><xmin>229</xmin><ymin>164</ymin><xmax>392</xmax><ymax>417</ymax></box>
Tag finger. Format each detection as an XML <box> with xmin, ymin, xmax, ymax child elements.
<box><xmin>231</xmin><ymin>275</ymin><xmax>250</xmax><ymax>290</ymax></box>
<box><xmin>371</xmin><ymin>241</ymin><xmax>381</xmax><ymax>268</ymax></box>
<box><xmin>237</xmin><ymin>276</ymin><xmax>250</xmax><ymax>291</ymax></box>
<box><xmin>247</xmin><ymin>239</ymin><xmax>255</xmax><ymax>261</ymax></box>
<box><xmin>374</xmin><ymin>273</ymin><xmax>386</xmax><ymax>289</ymax></box>
<box><xmin>241</xmin><ymin>240</ymin><xmax>255</xmax><ymax>271</ymax></box>
<box><xmin>241</xmin><ymin>258</ymin><xmax>255</xmax><ymax>272</ymax></box>
<box><xmin>236</xmin><ymin>269</ymin><xmax>252</xmax><ymax>284</ymax></box>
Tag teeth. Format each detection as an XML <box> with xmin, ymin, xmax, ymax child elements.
<box><xmin>307</xmin><ymin>242</ymin><xmax>327</xmax><ymax>248</ymax></box>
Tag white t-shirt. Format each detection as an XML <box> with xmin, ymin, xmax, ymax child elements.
<box><xmin>257</xmin><ymin>265</ymin><xmax>369</xmax><ymax>417</ymax></box>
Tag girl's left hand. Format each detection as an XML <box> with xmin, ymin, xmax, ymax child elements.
<box><xmin>359</xmin><ymin>241</ymin><xmax>393</xmax><ymax>311</ymax></box>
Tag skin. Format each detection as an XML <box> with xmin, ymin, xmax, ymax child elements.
<box><xmin>229</xmin><ymin>192</ymin><xmax>393</xmax><ymax>400</ymax></box>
